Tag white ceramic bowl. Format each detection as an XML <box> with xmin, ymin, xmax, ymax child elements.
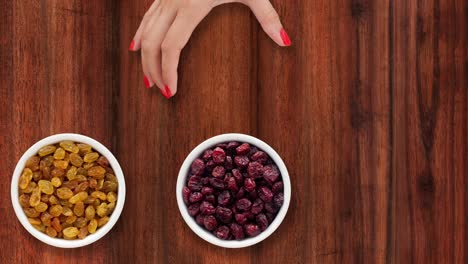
<box><xmin>11</xmin><ymin>133</ymin><xmax>126</xmax><ymax>248</ymax></box>
<box><xmin>176</xmin><ymin>133</ymin><xmax>291</xmax><ymax>248</ymax></box>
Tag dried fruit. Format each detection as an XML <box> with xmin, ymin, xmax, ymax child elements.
<box><xmin>190</xmin><ymin>159</ymin><xmax>205</xmax><ymax>175</ymax></box>
<box><xmin>53</xmin><ymin>148</ymin><xmax>66</xmax><ymax>160</ymax></box>
<box><xmin>51</xmin><ymin>177</ymin><xmax>61</xmax><ymax>187</ymax></box>
<box><xmin>19</xmin><ymin>168</ymin><xmax>33</xmax><ymax>189</ymax></box>
<box><xmin>38</xmin><ymin>145</ymin><xmax>56</xmax><ymax>157</ymax></box>
<box><xmin>35</xmin><ymin>202</ymin><xmax>48</xmax><ymax>213</ymax></box>
<box><xmin>57</xmin><ymin>187</ymin><xmax>74</xmax><ymax>199</ymax></box>
<box><xmin>63</xmin><ymin>227</ymin><xmax>79</xmax><ymax>238</ymax></box>
<box><xmin>212</xmin><ymin>147</ymin><xmax>226</xmax><ymax>164</ymax></box>
<box><xmin>74</xmin><ymin>201</ymin><xmax>85</xmax><ymax>216</ymax></box>
<box><xmin>244</xmin><ymin>224</ymin><xmax>260</xmax><ymax>237</ymax></box>
<box><xmin>69</xmin><ymin>192</ymin><xmax>88</xmax><ymax>204</ymax></box>
<box><xmin>215</xmin><ymin>226</ymin><xmax>230</xmax><ymax>239</ymax></box>
<box><xmin>59</xmin><ymin>141</ymin><xmax>79</xmax><ymax>153</ymax></box>
<box><xmin>25</xmin><ymin>156</ymin><xmax>40</xmax><ymax>171</ymax></box>
<box><xmin>38</xmin><ymin>180</ymin><xmax>54</xmax><ymax>195</ymax></box>
<box><xmin>203</xmin><ymin>215</ymin><xmax>218</xmax><ymax>231</ymax></box>
<box><xmin>88</xmin><ymin>219</ymin><xmax>98</xmax><ymax>233</ymax></box>
<box><xmin>83</xmin><ymin>152</ymin><xmax>99</xmax><ymax>163</ymax></box>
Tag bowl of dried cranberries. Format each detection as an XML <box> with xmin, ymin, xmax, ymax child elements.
<box><xmin>176</xmin><ymin>133</ymin><xmax>291</xmax><ymax>248</ymax></box>
<box><xmin>11</xmin><ymin>133</ymin><xmax>126</xmax><ymax>248</ymax></box>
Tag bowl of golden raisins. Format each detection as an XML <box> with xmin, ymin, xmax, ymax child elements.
<box><xmin>11</xmin><ymin>133</ymin><xmax>126</xmax><ymax>248</ymax></box>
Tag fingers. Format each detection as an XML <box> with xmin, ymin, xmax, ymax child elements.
<box><xmin>129</xmin><ymin>0</ymin><xmax>160</xmax><ymax>51</ymax></box>
<box><xmin>141</xmin><ymin>8</ymin><xmax>177</xmax><ymax>91</ymax></box>
<box><xmin>160</xmin><ymin>7</ymin><xmax>211</xmax><ymax>97</ymax></box>
<box><xmin>244</xmin><ymin>0</ymin><xmax>291</xmax><ymax>46</ymax></box>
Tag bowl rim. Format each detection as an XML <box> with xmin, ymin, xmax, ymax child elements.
<box><xmin>11</xmin><ymin>133</ymin><xmax>126</xmax><ymax>248</ymax></box>
<box><xmin>176</xmin><ymin>133</ymin><xmax>291</xmax><ymax>248</ymax></box>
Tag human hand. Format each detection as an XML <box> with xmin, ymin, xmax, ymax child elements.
<box><xmin>129</xmin><ymin>0</ymin><xmax>291</xmax><ymax>98</ymax></box>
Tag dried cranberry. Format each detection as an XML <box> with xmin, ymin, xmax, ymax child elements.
<box><xmin>188</xmin><ymin>176</ymin><xmax>203</xmax><ymax>191</ymax></box>
<box><xmin>245</xmin><ymin>211</ymin><xmax>255</xmax><ymax>220</ymax></box>
<box><xmin>230</xmin><ymin>223</ymin><xmax>245</xmax><ymax>240</ymax></box>
<box><xmin>236</xmin><ymin>143</ymin><xmax>250</xmax><ymax>155</ymax></box>
<box><xmin>201</xmin><ymin>186</ymin><xmax>214</xmax><ymax>195</ymax></box>
<box><xmin>244</xmin><ymin>178</ymin><xmax>256</xmax><ymax>192</ymax></box>
<box><xmin>235</xmin><ymin>187</ymin><xmax>246</xmax><ymax>199</ymax></box>
<box><xmin>212</xmin><ymin>166</ymin><xmax>226</xmax><ymax>178</ymax></box>
<box><xmin>189</xmin><ymin>192</ymin><xmax>204</xmax><ymax>203</ymax></box>
<box><xmin>205</xmin><ymin>160</ymin><xmax>216</xmax><ymax>172</ymax></box>
<box><xmin>188</xmin><ymin>203</ymin><xmax>200</xmax><ymax>216</ymax></box>
<box><xmin>216</xmin><ymin>207</ymin><xmax>233</xmax><ymax>223</ymax></box>
<box><xmin>264</xmin><ymin>202</ymin><xmax>279</xmax><ymax>213</ymax></box>
<box><xmin>251</xmin><ymin>198</ymin><xmax>264</xmax><ymax>215</ymax></box>
<box><xmin>215</xmin><ymin>225</ymin><xmax>230</xmax><ymax>240</ymax></box>
<box><xmin>202</xmin><ymin>149</ymin><xmax>213</xmax><ymax>161</ymax></box>
<box><xmin>196</xmin><ymin>214</ymin><xmax>205</xmax><ymax>225</ymax></box>
<box><xmin>216</xmin><ymin>143</ymin><xmax>228</xmax><ymax>149</ymax></box>
<box><xmin>200</xmin><ymin>201</ymin><xmax>216</xmax><ymax>215</ymax></box>
<box><xmin>256</xmin><ymin>213</ymin><xmax>269</xmax><ymax>231</ymax></box>
<box><xmin>234</xmin><ymin>155</ymin><xmax>249</xmax><ymax>168</ymax></box>
<box><xmin>251</xmin><ymin>151</ymin><xmax>268</xmax><ymax>164</ymax></box>
<box><xmin>258</xmin><ymin>186</ymin><xmax>273</xmax><ymax>202</ymax></box>
<box><xmin>212</xmin><ymin>147</ymin><xmax>226</xmax><ymax>164</ymax></box>
<box><xmin>273</xmin><ymin>193</ymin><xmax>284</xmax><ymax>208</ymax></box>
<box><xmin>182</xmin><ymin>187</ymin><xmax>191</xmax><ymax>204</ymax></box>
<box><xmin>248</xmin><ymin>146</ymin><xmax>259</xmax><ymax>157</ymax></box>
<box><xmin>235</xmin><ymin>213</ymin><xmax>248</xmax><ymax>225</ymax></box>
<box><xmin>247</xmin><ymin>162</ymin><xmax>264</xmax><ymax>178</ymax></box>
<box><xmin>226</xmin><ymin>177</ymin><xmax>238</xmax><ymax>192</ymax></box>
<box><xmin>209</xmin><ymin>178</ymin><xmax>225</xmax><ymax>189</ymax></box>
<box><xmin>232</xmin><ymin>169</ymin><xmax>243</xmax><ymax>183</ymax></box>
<box><xmin>236</xmin><ymin>198</ymin><xmax>252</xmax><ymax>211</ymax></box>
<box><xmin>263</xmin><ymin>164</ymin><xmax>280</xmax><ymax>184</ymax></box>
<box><xmin>227</xmin><ymin>141</ymin><xmax>240</xmax><ymax>150</ymax></box>
<box><xmin>217</xmin><ymin>190</ymin><xmax>232</xmax><ymax>206</ymax></box>
<box><xmin>190</xmin><ymin>158</ymin><xmax>205</xmax><ymax>175</ymax></box>
<box><xmin>201</xmin><ymin>177</ymin><xmax>210</xmax><ymax>185</ymax></box>
<box><xmin>225</xmin><ymin>156</ymin><xmax>234</xmax><ymax>170</ymax></box>
<box><xmin>244</xmin><ymin>224</ymin><xmax>260</xmax><ymax>237</ymax></box>
<box><xmin>272</xmin><ymin>181</ymin><xmax>284</xmax><ymax>193</ymax></box>
<box><xmin>265</xmin><ymin>212</ymin><xmax>275</xmax><ymax>222</ymax></box>
<box><xmin>205</xmin><ymin>194</ymin><xmax>216</xmax><ymax>204</ymax></box>
<box><xmin>203</xmin><ymin>215</ymin><xmax>218</xmax><ymax>231</ymax></box>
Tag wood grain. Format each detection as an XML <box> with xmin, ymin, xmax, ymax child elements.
<box><xmin>0</xmin><ymin>0</ymin><xmax>466</xmax><ymax>263</ymax></box>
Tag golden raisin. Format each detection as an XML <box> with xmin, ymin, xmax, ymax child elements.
<box><xmin>38</xmin><ymin>145</ymin><xmax>56</xmax><ymax>157</ymax></box>
<box><xmin>96</xmin><ymin>156</ymin><xmax>109</xmax><ymax>167</ymax></box>
<box><xmin>107</xmin><ymin>192</ymin><xmax>117</xmax><ymax>203</ymax></box>
<box><xmin>83</xmin><ymin>196</ymin><xmax>96</xmax><ymax>204</ymax></box>
<box><xmin>40</xmin><ymin>212</ymin><xmax>53</xmax><ymax>226</ymax></box>
<box><xmin>61</xmin><ymin>180</ymin><xmax>78</xmax><ymax>190</ymax></box>
<box><xmin>85</xmin><ymin>205</ymin><xmax>95</xmax><ymax>220</ymax></box>
<box><xmin>28</xmin><ymin>218</ymin><xmax>42</xmax><ymax>225</ymax></box>
<box><xmin>62</xmin><ymin>206</ymin><xmax>73</xmax><ymax>216</ymax></box>
<box><xmin>77</xmin><ymin>143</ymin><xmax>92</xmax><ymax>155</ymax></box>
<box><xmin>51</xmin><ymin>217</ymin><xmax>62</xmax><ymax>232</ymax></box>
<box><xmin>97</xmin><ymin>216</ymin><xmax>109</xmax><ymax>227</ymax></box>
<box><xmin>19</xmin><ymin>168</ymin><xmax>33</xmax><ymax>189</ymax></box>
<box><xmin>83</xmin><ymin>152</ymin><xmax>99</xmax><ymax>163</ymax></box>
<box><xmin>24</xmin><ymin>208</ymin><xmax>40</xmax><ymax>218</ymax></box>
<box><xmin>74</xmin><ymin>217</ymin><xmax>88</xmax><ymax>228</ymax></box>
<box><xmin>96</xmin><ymin>179</ymin><xmax>104</xmax><ymax>190</ymax></box>
<box><xmin>48</xmin><ymin>195</ymin><xmax>59</xmax><ymax>205</ymax></box>
<box><xmin>83</xmin><ymin>162</ymin><xmax>95</xmax><ymax>170</ymax></box>
<box><xmin>32</xmin><ymin>171</ymin><xmax>42</xmax><ymax>181</ymax></box>
<box><xmin>88</xmin><ymin>178</ymin><xmax>97</xmax><ymax>189</ymax></box>
<box><xmin>74</xmin><ymin>175</ymin><xmax>88</xmax><ymax>182</ymax></box>
<box><xmin>22</xmin><ymin>181</ymin><xmax>36</xmax><ymax>194</ymax></box>
<box><xmin>49</xmin><ymin>205</ymin><xmax>63</xmax><ymax>217</ymax></box>
<box><xmin>102</xmin><ymin>181</ymin><xmax>118</xmax><ymax>193</ymax></box>
<box><xmin>40</xmin><ymin>194</ymin><xmax>50</xmax><ymax>203</ymax></box>
<box><xmin>63</xmin><ymin>227</ymin><xmax>79</xmax><ymax>238</ymax></box>
<box><xmin>66</xmin><ymin>166</ymin><xmax>77</xmax><ymax>180</ymax></box>
<box><xmin>51</xmin><ymin>177</ymin><xmax>61</xmax><ymax>187</ymax></box>
<box><xmin>75</xmin><ymin>182</ymin><xmax>89</xmax><ymax>193</ymax></box>
<box><xmin>38</xmin><ymin>180</ymin><xmax>54</xmax><ymax>195</ymax></box>
<box><xmin>69</xmin><ymin>153</ymin><xmax>83</xmax><ymax>167</ymax></box>
<box><xmin>29</xmin><ymin>187</ymin><xmax>41</xmax><ymax>207</ymax></box>
<box><xmin>46</xmin><ymin>226</ymin><xmax>57</xmax><ymax>237</ymax></box>
<box><xmin>41</xmin><ymin>166</ymin><xmax>51</xmax><ymax>179</ymax></box>
<box><xmin>56</xmin><ymin>187</ymin><xmax>74</xmax><ymax>199</ymax></box>
<box><xmin>53</xmin><ymin>160</ymin><xmax>69</xmax><ymax>170</ymax></box>
<box><xmin>76</xmin><ymin>167</ymin><xmax>88</xmax><ymax>176</ymax></box>
<box><xmin>33</xmin><ymin>224</ymin><xmax>46</xmax><ymax>232</ymax></box>
<box><xmin>51</xmin><ymin>168</ymin><xmax>65</xmax><ymax>178</ymax></box>
<box><xmin>88</xmin><ymin>219</ymin><xmax>98</xmax><ymax>234</ymax></box>
<box><xmin>96</xmin><ymin>203</ymin><xmax>109</xmax><ymax>217</ymax></box>
<box><xmin>78</xmin><ymin>227</ymin><xmax>88</xmax><ymax>239</ymax></box>
<box><xmin>66</xmin><ymin>215</ymin><xmax>77</xmax><ymax>224</ymax></box>
<box><xmin>107</xmin><ymin>201</ymin><xmax>116</xmax><ymax>212</ymax></box>
<box><xmin>105</xmin><ymin>173</ymin><xmax>118</xmax><ymax>183</ymax></box>
<box><xmin>53</xmin><ymin>148</ymin><xmax>66</xmax><ymax>160</ymax></box>
<box><xmin>25</xmin><ymin>156</ymin><xmax>40</xmax><ymax>171</ymax></box>
<box><xmin>87</xmin><ymin>166</ymin><xmax>106</xmax><ymax>178</ymax></box>
<box><xmin>34</xmin><ymin>202</ymin><xmax>48</xmax><ymax>213</ymax></box>
<box><xmin>19</xmin><ymin>194</ymin><xmax>30</xmax><ymax>208</ymax></box>
<box><xmin>69</xmin><ymin>192</ymin><xmax>88</xmax><ymax>204</ymax></box>
<box><xmin>74</xmin><ymin>201</ymin><xmax>85</xmax><ymax>216</ymax></box>
<box><xmin>59</xmin><ymin>141</ymin><xmax>79</xmax><ymax>153</ymax></box>
<box><xmin>91</xmin><ymin>191</ymin><xmax>107</xmax><ymax>201</ymax></box>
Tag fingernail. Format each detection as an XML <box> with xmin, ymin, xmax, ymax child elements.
<box><xmin>144</xmin><ymin>76</ymin><xmax>152</xmax><ymax>88</ymax></box>
<box><xmin>163</xmin><ymin>85</ymin><xmax>172</xmax><ymax>99</ymax></box>
<box><xmin>128</xmin><ymin>40</ymin><xmax>135</xmax><ymax>51</ymax></box>
<box><xmin>280</xmin><ymin>29</ymin><xmax>291</xmax><ymax>46</ymax></box>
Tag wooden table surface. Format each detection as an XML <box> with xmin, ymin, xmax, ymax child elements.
<box><xmin>0</xmin><ymin>0</ymin><xmax>466</xmax><ymax>263</ymax></box>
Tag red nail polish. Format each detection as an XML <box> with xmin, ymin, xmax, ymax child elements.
<box><xmin>128</xmin><ymin>40</ymin><xmax>135</xmax><ymax>51</ymax></box>
<box><xmin>144</xmin><ymin>76</ymin><xmax>151</xmax><ymax>88</ymax></box>
<box><xmin>164</xmin><ymin>85</ymin><xmax>172</xmax><ymax>99</ymax></box>
<box><xmin>280</xmin><ymin>29</ymin><xmax>291</xmax><ymax>46</ymax></box>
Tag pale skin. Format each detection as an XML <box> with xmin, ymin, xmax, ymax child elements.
<box><xmin>129</xmin><ymin>0</ymin><xmax>291</xmax><ymax>98</ymax></box>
